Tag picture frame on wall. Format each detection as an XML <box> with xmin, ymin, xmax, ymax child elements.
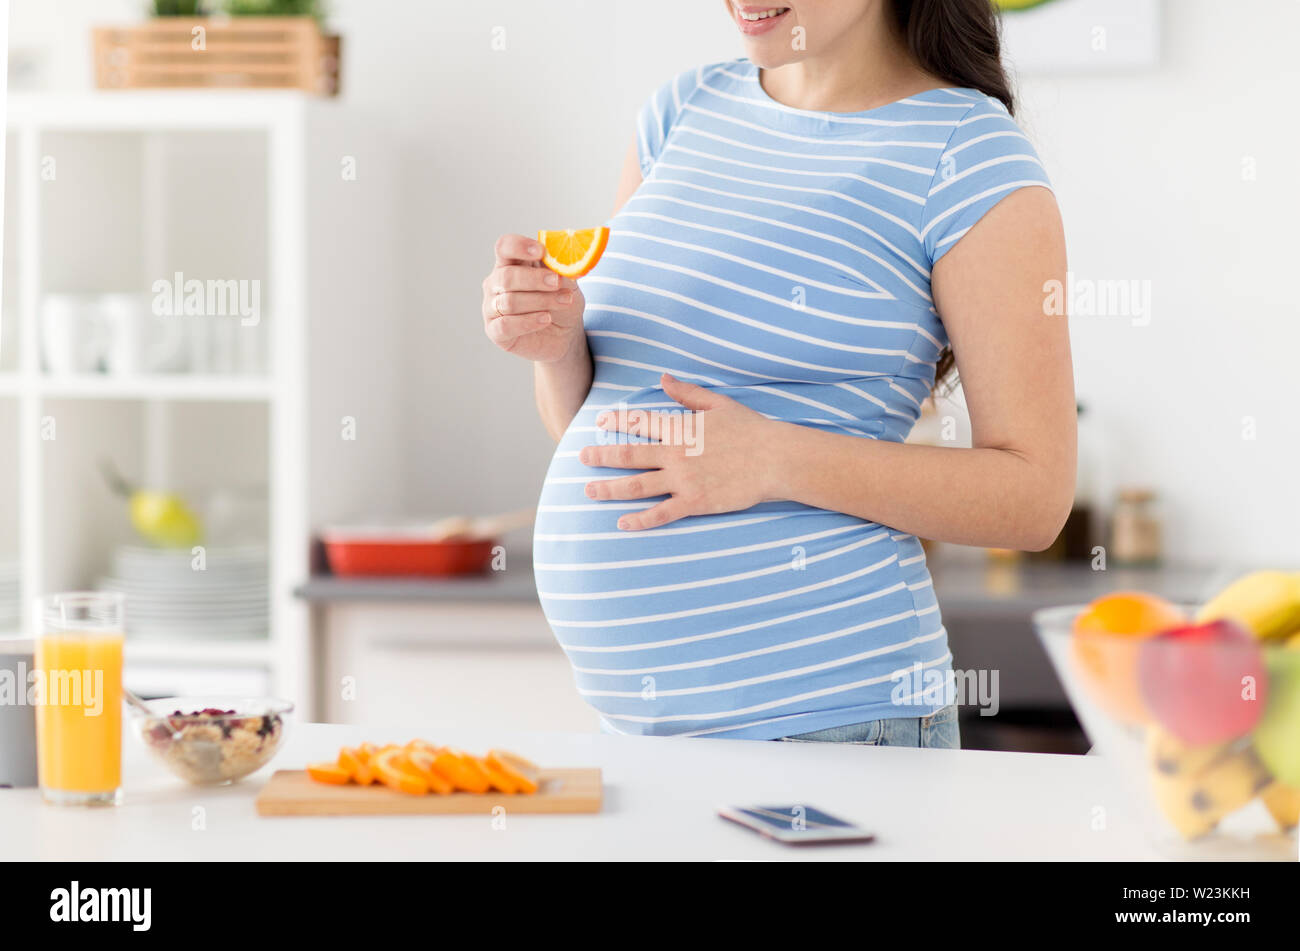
<box><xmin>997</xmin><ymin>0</ymin><xmax>1161</xmax><ymax>73</ymax></box>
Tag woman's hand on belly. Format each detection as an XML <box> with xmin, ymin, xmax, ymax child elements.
<box><xmin>581</xmin><ymin>373</ymin><xmax>779</xmax><ymax>530</ymax></box>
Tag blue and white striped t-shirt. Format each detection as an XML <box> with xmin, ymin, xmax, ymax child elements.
<box><xmin>532</xmin><ymin>58</ymin><xmax>1052</xmax><ymax>740</ymax></box>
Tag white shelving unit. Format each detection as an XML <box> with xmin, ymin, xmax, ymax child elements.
<box><xmin>0</xmin><ymin>92</ymin><xmax>404</xmax><ymax>717</ymax></box>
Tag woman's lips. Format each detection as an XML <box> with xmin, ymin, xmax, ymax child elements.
<box><xmin>731</xmin><ymin>4</ymin><xmax>791</xmax><ymax>36</ymax></box>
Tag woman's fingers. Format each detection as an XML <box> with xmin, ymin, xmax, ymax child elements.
<box><xmin>485</xmin><ymin>312</ymin><xmax>553</xmax><ymax>345</ymax></box>
<box><xmin>579</xmin><ymin>442</ymin><xmax>670</xmax><ymax>470</ymax></box>
<box><xmin>595</xmin><ymin>408</ymin><xmax>665</xmax><ymax>439</ymax></box>
<box><xmin>487</xmin><ymin>264</ymin><xmax>560</xmax><ymax>293</ymax></box>
<box><xmin>488</xmin><ymin>290</ymin><xmax>573</xmax><ymax>319</ymax></box>
<box><xmin>584</xmin><ymin>470</ymin><xmax>670</xmax><ymax>502</ymax></box>
<box><xmin>617</xmin><ymin>498</ymin><xmax>691</xmax><ymax>532</ymax></box>
<box><xmin>661</xmin><ymin>373</ymin><xmax>725</xmax><ymax>411</ymax></box>
<box><xmin>494</xmin><ymin>233</ymin><xmax>544</xmax><ymax>267</ymax></box>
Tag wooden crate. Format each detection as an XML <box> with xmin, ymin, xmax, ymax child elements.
<box><xmin>93</xmin><ymin>17</ymin><xmax>340</xmax><ymax>95</ymax></box>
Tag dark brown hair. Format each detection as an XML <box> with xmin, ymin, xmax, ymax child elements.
<box><xmin>891</xmin><ymin>0</ymin><xmax>1014</xmax><ymax>392</ymax></box>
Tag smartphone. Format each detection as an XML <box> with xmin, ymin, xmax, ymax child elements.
<box><xmin>718</xmin><ymin>804</ymin><xmax>876</xmax><ymax>846</ymax></box>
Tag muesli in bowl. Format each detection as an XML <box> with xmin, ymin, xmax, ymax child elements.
<box><xmin>133</xmin><ymin>696</ymin><xmax>293</xmax><ymax>785</ymax></box>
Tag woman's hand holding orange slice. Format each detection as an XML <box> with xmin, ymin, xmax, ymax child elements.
<box><xmin>481</xmin><ymin>232</ymin><xmax>598</xmax><ymax>365</ymax></box>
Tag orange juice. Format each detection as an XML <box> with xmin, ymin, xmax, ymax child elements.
<box><xmin>35</xmin><ymin>629</ymin><xmax>124</xmax><ymax>803</ymax></box>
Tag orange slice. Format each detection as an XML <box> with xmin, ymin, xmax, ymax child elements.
<box><xmin>477</xmin><ymin>756</ymin><xmax>519</xmax><ymax>794</ymax></box>
<box><xmin>372</xmin><ymin>748</ymin><xmax>429</xmax><ymax>796</ymax></box>
<box><xmin>485</xmin><ymin>749</ymin><xmax>540</xmax><ymax>795</ymax></box>
<box><xmin>306</xmin><ymin>762</ymin><xmax>352</xmax><ymax>785</ymax></box>
<box><xmin>405</xmin><ymin>750</ymin><xmax>455</xmax><ymax>795</ymax></box>
<box><xmin>405</xmin><ymin>739</ymin><xmax>439</xmax><ymax>756</ymax></box>
<box><xmin>429</xmin><ymin>748</ymin><xmax>491</xmax><ymax>793</ymax></box>
<box><xmin>338</xmin><ymin>746</ymin><xmax>375</xmax><ymax>786</ymax></box>
<box><xmin>537</xmin><ymin>227</ymin><xmax>609</xmax><ymax>278</ymax></box>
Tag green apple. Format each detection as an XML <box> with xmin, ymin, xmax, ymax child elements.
<box><xmin>1253</xmin><ymin>646</ymin><xmax>1300</xmax><ymax>786</ymax></box>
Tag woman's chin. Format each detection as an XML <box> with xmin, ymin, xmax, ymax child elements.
<box><xmin>743</xmin><ymin>44</ymin><xmax>801</xmax><ymax>70</ymax></box>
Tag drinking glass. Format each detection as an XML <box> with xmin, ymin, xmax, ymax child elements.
<box><xmin>35</xmin><ymin>592</ymin><xmax>125</xmax><ymax>806</ymax></box>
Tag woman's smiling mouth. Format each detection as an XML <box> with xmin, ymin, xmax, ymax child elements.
<box><xmin>731</xmin><ymin>4</ymin><xmax>792</xmax><ymax>36</ymax></box>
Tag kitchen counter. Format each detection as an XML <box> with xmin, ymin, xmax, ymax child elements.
<box><xmin>1</xmin><ymin>722</ymin><xmax>1163</xmax><ymax>861</ymax></box>
<box><xmin>293</xmin><ymin>559</ymin><xmax>1227</xmax><ymax>608</ymax></box>
<box><xmin>293</xmin><ymin>560</ymin><xmax>1232</xmax><ymax>731</ymax></box>
<box><xmin>294</xmin><ymin>567</ymin><xmax>539</xmax><ymax>603</ymax></box>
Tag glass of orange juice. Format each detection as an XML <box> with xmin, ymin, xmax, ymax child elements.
<box><xmin>35</xmin><ymin>592</ymin><xmax>125</xmax><ymax>806</ymax></box>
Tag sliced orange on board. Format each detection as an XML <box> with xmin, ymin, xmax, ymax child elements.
<box><xmin>405</xmin><ymin>750</ymin><xmax>455</xmax><ymax>795</ymax></box>
<box><xmin>338</xmin><ymin>746</ymin><xmax>375</xmax><ymax>785</ymax></box>
<box><xmin>305</xmin><ymin>741</ymin><xmax>546</xmax><ymax>796</ymax></box>
<box><xmin>306</xmin><ymin>762</ymin><xmax>351</xmax><ymax>785</ymax></box>
<box><xmin>430</xmin><ymin>748</ymin><xmax>492</xmax><ymax>793</ymax></box>
<box><xmin>486</xmin><ymin>749</ymin><xmax>540</xmax><ymax>795</ymax></box>
<box><xmin>537</xmin><ymin>227</ymin><xmax>609</xmax><ymax>278</ymax></box>
<box><xmin>372</xmin><ymin>748</ymin><xmax>429</xmax><ymax>796</ymax></box>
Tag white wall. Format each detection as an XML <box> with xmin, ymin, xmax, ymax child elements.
<box><xmin>1015</xmin><ymin>2</ymin><xmax>1300</xmax><ymax>562</ymax></box>
<box><xmin>9</xmin><ymin>0</ymin><xmax>1299</xmax><ymax>562</ymax></box>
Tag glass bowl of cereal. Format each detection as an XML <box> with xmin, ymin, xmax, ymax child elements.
<box><xmin>133</xmin><ymin>697</ymin><xmax>293</xmax><ymax>785</ymax></box>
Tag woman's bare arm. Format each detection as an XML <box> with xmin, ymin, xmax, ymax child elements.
<box><xmin>767</xmin><ymin>187</ymin><xmax>1076</xmax><ymax>550</ymax></box>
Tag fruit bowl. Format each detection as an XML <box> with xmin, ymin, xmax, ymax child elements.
<box><xmin>132</xmin><ymin>696</ymin><xmax>293</xmax><ymax>785</ymax></box>
<box><xmin>1034</xmin><ymin>595</ymin><xmax>1299</xmax><ymax>861</ymax></box>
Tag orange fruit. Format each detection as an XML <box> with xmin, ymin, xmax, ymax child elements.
<box><xmin>428</xmin><ymin>748</ymin><xmax>491</xmax><ymax>793</ymax></box>
<box><xmin>372</xmin><ymin>748</ymin><xmax>429</xmax><ymax>796</ymax></box>
<box><xmin>1071</xmin><ymin>591</ymin><xmax>1187</xmax><ymax>725</ymax></box>
<box><xmin>306</xmin><ymin>762</ymin><xmax>352</xmax><ymax>785</ymax></box>
<box><xmin>477</xmin><ymin>756</ymin><xmax>519</xmax><ymax>794</ymax></box>
<box><xmin>485</xmin><ymin>749</ymin><xmax>540</xmax><ymax>795</ymax></box>
<box><xmin>537</xmin><ymin>227</ymin><xmax>609</xmax><ymax>278</ymax></box>
<box><xmin>405</xmin><ymin>750</ymin><xmax>455</xmax><ymax>795</ymax></box>
<box><xmin>338</xmin><ymin>746</ymin><xmax>375</xmax><ymax>785</ymax></box>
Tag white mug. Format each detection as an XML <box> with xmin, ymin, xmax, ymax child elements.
<box><xmin>102</xmin><ymin>293</ymin><xmax>187</xmax><ymax>376</ymax></box>
<box><xmin>40</xmin><ymin>295</ymin><xmax>108</xmax><ymax>374</ymax></box>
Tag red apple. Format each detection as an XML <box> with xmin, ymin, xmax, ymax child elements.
<box><xmin>1137</xmin><ymin>619</ymin><xmax>1268</xmax><ymax>745</ymax></box>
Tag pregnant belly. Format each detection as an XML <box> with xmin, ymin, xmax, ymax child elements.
<box><xmin>531</xmin><ymin>401</ymin><xmax>950</xmax><ymax>739</ymax></box>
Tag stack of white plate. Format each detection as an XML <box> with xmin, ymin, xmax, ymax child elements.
<box><xmin>0</xmin><ymin>561</ymin><xmax>19</xmax><ymax>631</ymax></box>
<box><xmin>98</xmin><ymin>545</ymin><xmax>269</xmax><ymax>641</ymax></box>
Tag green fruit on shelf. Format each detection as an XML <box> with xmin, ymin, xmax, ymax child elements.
<box><xmin>1196</xmin><ymin>570</ymin><xmax>1300</xmax><ymax>641</ymax></box>
<box><xmin>128</xmin><ymin>491</ymin><xmax>203</xmax><ymax>548</ymax></box>
<box><xmin>101</xmin><ymin>459</ymin><xmax>203</xmax><ymax>549</ymax></box>
<box><xmin>1253</xmin><ymin>645</ymin><xmax>1300</xmax><ymax>787</ymax></box>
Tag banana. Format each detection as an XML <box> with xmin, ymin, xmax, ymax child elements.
<box><xmin>1195</xmin><ymin>571</ymin><xmax>1300</xmax><ymax>641</ymax></box>
<box><xmin>1259</xmin><ymin>782</ymin><xmax>1300</xmax><ymax>832</ymax></box>
<box><xmin>1146</xmin><ymin>728</ymin><xmax>1273</xmax><ymax>840</ymax></box>
<box><xmin>1148</xmin><ymin>727</ymin><xmax>1234</xmax><ymax>777</ymax></box>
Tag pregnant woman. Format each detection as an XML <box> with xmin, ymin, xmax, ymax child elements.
<box><xmin>482</xmin><ymin>0</ymin><xmax>1075</xmax><ymax>745</ymax></box>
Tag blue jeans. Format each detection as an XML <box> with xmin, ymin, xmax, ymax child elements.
<box><xmin>777</xmin><ymin>704</ymin><xmax>961</xmax><ymax>749</ymax></box>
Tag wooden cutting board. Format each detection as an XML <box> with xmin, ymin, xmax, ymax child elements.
<box><xmin>255</xmin><ymin>768</ymin><xmax>602</xmax><ymax>816</ymax></box>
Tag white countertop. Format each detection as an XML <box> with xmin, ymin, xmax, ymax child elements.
<box><xmin>3</xmin><ymin>722</ymin><xmax>1165</xmax><ymax>861</ymax></box>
